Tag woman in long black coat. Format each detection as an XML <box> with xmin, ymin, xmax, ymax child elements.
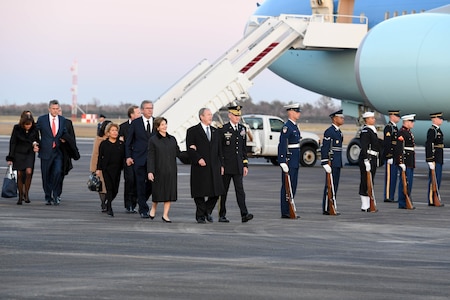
<box><xmin>6</xmin><ymin>111</ymin><xmax>40</xmax><ymax>204</ymax></box>
<box><xmin>147</xmin><ymin>117</ymin><xmax>181</xmax><ymax>223</ymax></box>
<box><xmin>97</xmin><ymin>123</ymin><xmax>125</xmax><ymax>217</ymax></box>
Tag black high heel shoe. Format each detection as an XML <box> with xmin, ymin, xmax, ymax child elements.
<box><xmin>162</xmin><ymin>216</ymin><xmax>172</xmax><ymax>223</ymax></box>
<box><xmin>149</xmin><ymin>212</ymin><xmax>155</xmax><ymax>220</ymax></box>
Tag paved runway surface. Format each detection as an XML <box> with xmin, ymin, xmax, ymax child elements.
<box><xmin>1</xmin><ymin>137</ymin><xmax>450</xmax><ymax>299</ymax></box>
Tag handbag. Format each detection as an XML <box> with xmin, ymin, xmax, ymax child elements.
<box><xmin>2</xmin><ymin>165</ymin><xmax>18</xmax><ymax>198</ymax></box>
<box><xmin>87</xmin><ymin>172</ymin><xmax>102</xmax><ymax>192</ymax></box>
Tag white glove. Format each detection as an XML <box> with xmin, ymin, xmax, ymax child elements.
<box><xmin>399</xmin><ymin>164</ymin><xmax>406</xmax><ymax>172</ymax></box>
<box><xmin>323</xmin><ymin>164</ymin><xmax>332</xmax><ymax>173</ymax></box>
<box><xmin>387</xmin><ymin>158</ymin><xmax>393</xmax><ymax>165</ymax></box>
<box><xmin>280</xmin><ymin>163</ymin><xmax>289</xmax><ymax>173</ymax></box>
<box><xmin>428</xmin><ymin>162</ymin><xmax>435</xmax><ymax>170</ymax></box>
<box><xmin>364</xmin><ymin>160</ymin><xmax>371</xmax><ymax>172</ymax></box>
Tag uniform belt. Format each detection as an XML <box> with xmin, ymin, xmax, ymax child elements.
<box><xmin>404</xmin><ymin>146</ymin><xmax>415</xmax><ymax>151</ymax></box>
<box><xmin>367</xmin><ymin>149</ymin><xmax>379</xmax><ymax>156</ymax></box>
<box><xmin>434</xmin><ymin>144</ymin><xmax>444</xmax><ymax>148</ymax></box>
<box><xmin>331</xmin><ymin>147</ymin><xmax>342</xmax><ymax>151</ymax></box>
<box><xmin>288</xmin><ymin>143</ymin><xmax>300</xmax><ymax>149</ymax></box>
<box><xmin>391</xmin><ymin>141</ymin><xmax>397</xmax><ymax>145</ymax></box>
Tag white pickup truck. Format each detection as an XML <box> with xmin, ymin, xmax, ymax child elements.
<box><xmin>242</xmin><ymin>114</ymin><xmax>320</xmax><ymax>167</ymax></box>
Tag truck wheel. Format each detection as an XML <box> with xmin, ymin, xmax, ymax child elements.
<box><xmin>300</xmin><ymin>145</ymin><xmax>317</xmax><ymax>167</ymax></box>
<box><xmin>270</xmin><ymin>157</ymin><xmax>279</xmax><ymax>166</ymax></box>
<box><xmin>346</xmin><ymin>138</ymin><xmax>361</xmax><ymax>165</ymax></box>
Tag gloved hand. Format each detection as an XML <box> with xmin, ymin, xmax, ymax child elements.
<box><xmin>428</xmin><ymin>162</ymin><xmax>435</xmax><ymax>170</ymax></box>
<box><xmin>387</xmin><ymin>158</ymin><xmax>393</xmax><ymax>165</ymax></box>
<box><xmin>364</xmin><ymin>160</ymin><xmax>371</xmax><ymax>172</ymax></box>
<box><xmin>323</xmin><ymin>164</ymin><xmax>332</xmax><ymax>173</ymax></box>
<box><xmin>280</xmin><ymin>163</ymin><xmax>289</xmax><ymax>173</ymax></box>
<box><xmin>399</xmin><ymin>164</ymin><xmax>406</xmax><ymax>172</ymax></box>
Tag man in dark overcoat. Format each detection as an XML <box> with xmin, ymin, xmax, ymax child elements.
<box><xmin>186</xmin><ymin>107</ymin><xmax>225</xmax><ymax>223</ymax></box>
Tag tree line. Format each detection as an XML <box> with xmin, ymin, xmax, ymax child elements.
<box><xmin>0</xmin><ymin>96</ymin><xmax>348</xmax><ymax>123</ymax></box>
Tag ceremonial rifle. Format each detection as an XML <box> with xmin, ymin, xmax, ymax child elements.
<box><xmin>430</xmin><ymin>167</ymin><xmax>442</xmax><ymax>207</ymax></box>
<box><xmin>326</xmin><ymin>151</ymin><xmax>337</xmax><ymax>215</ymax></box>
<box><xmin>284</xmin><ymin>171</ymin><xmax>298</xmax><ymax>219</ymax></box>
<box><xmin>366</xmin><ymin>168</ymin><xmax>377</xmax><ymax>212</ymax></box>
<box><xmin>399</xmin><ymin>137</ymin><xmax>415</xmax><ymax>209</ymax></box>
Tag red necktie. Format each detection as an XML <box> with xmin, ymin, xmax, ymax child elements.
<box><xmin>52</xmin><ymin>117</ymin><xmax>56</xmax><ymax>148</ymax></box>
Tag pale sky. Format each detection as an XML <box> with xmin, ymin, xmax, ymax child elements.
<box><xmin>0</xmin><ymin>0</ymin><xmax>321</xmax><ymax>108</ymax></box>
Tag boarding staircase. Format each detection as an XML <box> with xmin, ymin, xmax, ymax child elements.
<box><xmin>153</xmin><ymin>14</ymin><xmax>368</xmax><ymax>146</ymax></box>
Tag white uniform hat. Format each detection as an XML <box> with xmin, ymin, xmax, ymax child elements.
<box><xmin>401</xmin><ymin>114</ymin><xmax>416</xmax><ymax>121</ymax></box>
<box><xmin>362</xmin><ymin>111</ymin><xmax>375</xmax><ymax>118</ymax></box>
<box><xmin>284</xmin><ymin>103</ymin><xmax>301</xmax><ymax>112</ymax></box>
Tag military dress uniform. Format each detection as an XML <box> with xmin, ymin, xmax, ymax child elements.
<box><xmin>396</xmin><ymin>115</ymin><xmax>416</xmax><ymax>209</ymax></box>
<box><xmin>218</xmin><ymin>105</ymin><xmax>253</xmax><ymax>223</ymax></box>
<box><xmin>278</xmin><ymin>105</ymin><xmax>301</xmax><ymax>218</ymax></box>
<box><xmin>383</xmin><ymin>111</ymin><xmax>400</xmax><ymax>202</ymax></box>
<box><xmin>358</xmin><ymin>112</ymin><xmax>381</xmax><ymax>211</ymax></box>
<box><xmin>320</xmin><ymin>111</ymin><xmax>343</xmax><ymax>215</ymax></box>
<box><xmin>425</xmin><ymin>112</ymin><xmax>444</xmax><ymax>206</ymax></box>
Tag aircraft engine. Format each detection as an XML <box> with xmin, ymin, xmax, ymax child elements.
<box><xmin>355</xmin><ymin>13</ymin><xmax>450</xmax><ymax>119</ymax></box>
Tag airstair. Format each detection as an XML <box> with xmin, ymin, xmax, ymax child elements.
<box><xmin>153</xmin><ymin>14</ymin><xmax>368</xmax><ymax>146</ymax></box>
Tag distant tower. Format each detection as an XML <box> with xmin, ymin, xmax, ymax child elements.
<box><xmin>70</xmin><ymin>60</ymin><xmax>78</xmax><ymax>121</ymax></box>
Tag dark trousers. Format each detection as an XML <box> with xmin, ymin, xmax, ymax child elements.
<box><xmin>123</xmin><ymin>164</ymin><xmax>137</xmax><ymax>209</ymax></box>
<box><xmin>40</xmin><ymin>149</ymin><xmax>63</xmax><ymax>202</ymax></box>
<box><xmin>358</xmin><ymin>160</ymin><xmax>377</xmax><ymax>196</ymax></box>
<box><xmin>219</xmin><ymin>173</ymin><xmax>248</xmax><ymax>217</ymax></box>
<box><xmin>427</xmin><ymin>163</ymin><xmax>442</xmax><ymax>205</ymax></box>
<box><xmin>280</xmin><ymin>168</ymin><xmax>298</xmax><ymax>217</ymax></box>
<box><xmin>398</xmin><ymin>168</ymin><xmax>414</xmax><ymax>208</ymax></box>
<box><xmin>384</xmin><ymin>161</ymin><xmax>399</xmax><ymax>201</ymax></box>
<box><xmin>194</xmin><ymin>196</ymin><xmax>218</xmax><ymax>219</ymax></box>
<box><xmin>322</xmin><ymin>167</ymin><xmax>340</xmax><ymax>213</ymax></box>
<box><xmin>133</xmin><ymin>164</ymin><xmax>152</xmax><ymax>214</ymax></box>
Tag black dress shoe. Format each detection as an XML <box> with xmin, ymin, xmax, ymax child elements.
<box><xmin>323</xmin><ymin>211</ymin><xmax>330</xmax><ymax>215</ymax></box>
<box><xmin>140</xmin><ymin>212</ymin><xmax>150</xmax><ymax>219</ymax></box>
<box><xmin>107</xmin><ymin>210</ymin><xmax>114</xmax><ymax>217</ymax></box>
<box><xmin>384</xmin><ymin>198</ymin><xmax>394</xmax><ymax>203</ymax></box>
<box><xmin>241</xmin><ymin>213</ymin><xmax>254</xmax><ymax>223</ymax></box>
<box><xmin>361</xmin><ymin>208</ymin><xmax>370</xmax><ymax>212</ymax></box>
<box><xmin>206</xmin><ymin>214</ymin><xmax>213</xmax><ymax>223</ymax></box>
<box><xmin>54</xmin><ymin>197</ymin><xmax>61</xmax><ymax>206</ymax></box>
<box><xmin>197</xmin><ymin>217</ymin><xmax>206</xmax><ymax>224</ymax></box>
<box><xmin>218</xmin><ymin>216</ymin><xmax>230</xmax><ymax>223</ymax></box>
<box><xmin>45</xmin><ymin>200</ymin><xmax>52</xmax><ymax>205</ymax></box>
<box><xmin>281</xmin><ymin>215</ymin><xmax>290</xmax><ymax>219</ymax></box>
<box><xmin>162</xmin><ymin>216</ymin><xmax>172</xmax><ymax>223</ymax></box>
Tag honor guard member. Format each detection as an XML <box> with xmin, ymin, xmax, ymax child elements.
<box><xmin>320</xmin><ymin>109</ymin><xmax>344</xmax><ymax>215</ymax></box>
<box><xmin>383</xmin><ymin>110</ymin><xmax>401</xmax><ymax>202</ymax></box>
<box><xmin>425</xmin><ymin>112</ymin><xmax>444</xmax><ymax>206</ymax></box>
<box><xmin>395</xmin><ymin>114</ymin><xmax>416</xmax><ymax>209</ymax></box>
<box><xmin>218</xmin><ymin>105</ymin><xmax>254</xmax><ymax>223</ymax></box>
<box><xmin>278</xmin><ymin>103</ymin><xmax>301</xmax><ymax>219</ymax></box>
<box><xmin>358</xmin><ymin>111</ymin><xmax>381</xmax><ymax>212</ymax></box>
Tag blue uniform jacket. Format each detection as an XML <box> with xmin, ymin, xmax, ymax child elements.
<box><xmin>277</xmin><ymin>120</ymin><xmax>301</xmax><ymax>168</ymax></box>
<box><xmin>320</xmin><ymin>124</ymin><xmax>343</xmax><ymax>168</ymax></box>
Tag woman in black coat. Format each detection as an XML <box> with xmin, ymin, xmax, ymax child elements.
<box><xmin>147</xmin><ymin>117</ymin><xmax>181</xmax><ymax>223</ymax></box>
<box><xmin>97</xmin><ymin>123</ymin><xmax>125</xmax><ymax>217</ymax></box>
<box><xmin>6</xmin><ymin>111</ymin><xmax>40</xmax><ymax>204</ymax></box>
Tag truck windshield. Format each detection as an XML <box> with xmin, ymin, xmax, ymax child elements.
<box><xmin>243</xmin><ymin>117</ymin><xmax>263</xmax><ymax>130</ymax></box>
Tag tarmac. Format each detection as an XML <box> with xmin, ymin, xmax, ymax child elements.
<box><xmin>1</xmin><ymin>136</ymin><xmax>450</xmax><ymax>300</ymax></box>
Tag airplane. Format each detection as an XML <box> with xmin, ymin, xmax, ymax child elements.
<box><xmin>250</xmin><ymin>0</ymin><xmax>450</xmax><ymax>164</ymax></box>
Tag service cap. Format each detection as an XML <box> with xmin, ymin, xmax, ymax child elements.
<box><xmin>388</xmin><ymin>110</ymin><xmax>400</xmax><ymax>117</ymax></box>
<box><xmin>430</xmin><ymin>112</ymin><xmax>443</xmax><ymax>119</ymax></box>
<box><xmin>329</xmin><ymin>109</ymin><xmax>344</xmax><ymax>118</ymax></box>
<box><xmin>284</xmin><ymin>103</ymin><xmax>301</xmax><ymax>112</ymax></box>
<box><xmin>99</xmin><ymin>114</ymin><xmax>106</xmax><ymax>118</ymax></box>
<box><xmin>362</xmin><ymin>111</ymin><xmax>375</xmax><ymax>118</ymax></box>
<box><xmin>401</xmin><ymin>114</ymin><xmax>416</xmax><ymax>121</ymax></box>
<box><xmin>228</xmin><ymin>105</ymin><xmax>242</xmax><ymax>116</ymax></box>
